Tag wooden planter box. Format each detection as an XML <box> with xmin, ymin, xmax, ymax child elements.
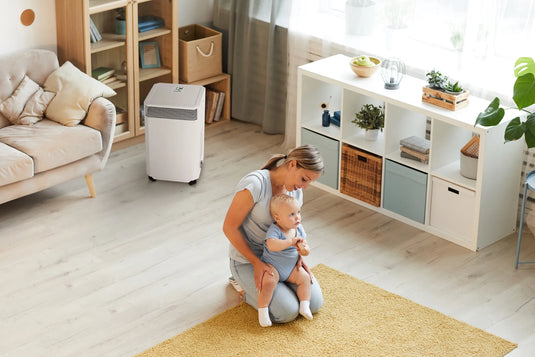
<box><xmin>422</xmin><ymin>86</ymin><xmax>469</xmax><ymax>111</ymax></box>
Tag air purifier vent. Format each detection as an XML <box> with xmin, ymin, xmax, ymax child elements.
<box><xmin>146</xmin><ymin>106</ymin><xmax>197</xmax><ymax>121</ymax></box>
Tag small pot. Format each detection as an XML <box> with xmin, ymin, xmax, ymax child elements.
<box><xmin>365</xmin><ymin>129</ymin><xmax>379</xmax><ymax>141</ymax></box>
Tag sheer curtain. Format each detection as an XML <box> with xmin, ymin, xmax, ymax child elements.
<box><xmin>212</xmin><ymin>0</ymin><xmax>291</xmax><ymax>134</ymax></box>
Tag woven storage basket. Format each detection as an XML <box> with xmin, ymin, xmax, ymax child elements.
<box><xmin>340</xmin><ymin>144</ymin><xmax>382</xmax><ymax>207</ymax></box>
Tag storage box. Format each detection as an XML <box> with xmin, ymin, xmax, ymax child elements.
<box><xmin>422</xmin><ymin>86</ymin><xmax>469</xmax><ymax>111</ymax></box>
<box><xmin>429</xmin><ymin>177</ymin><xmax>476</xmax><ymax>243</ymax></box>
<box><xmin>179</xmin><ymin>24</ymin><xmax>222</xmax><ymax>83</ymax></box>
<box><xmin>301</xmin><ymin>128</ymin><xmax>339</xmax><ymax>189</ymax></box>
<box><xmin>383</xmin><ymin>160</ymin><xmax>427</xmax><ymax>223</ymax></box>
<box><xmin>340</xmin><ymin>144</ymin><xmax>382</xmax><ymax>206</ymax></box>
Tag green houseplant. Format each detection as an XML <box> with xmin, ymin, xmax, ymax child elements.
<box><xmin>475</xmin><ymin>57</ymin><xmax>535</xmax><ymax>148</ymax></box>
<box><xmin>352</xmin><ymin>104</ymin><xmax>384</xmax><ymax>140</ymax></box>
<box><xmin>425</xmin><ymin>69</ymin><xmax>464</xmax><ymax>93</ymax></box>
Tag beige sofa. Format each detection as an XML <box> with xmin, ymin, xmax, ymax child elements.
<box><xmin>0</xmin><ymin>49</ymin><xmax>116</xmax><ymax>204</ymax></box>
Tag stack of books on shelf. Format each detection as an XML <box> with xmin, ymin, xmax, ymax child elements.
<box><xmin>205</xmin><ymin>88</ymin><xmax>225</xmax><ymax>124</ymax></box>
<box><xmin>92</xmin><ymin>67</ymin><xmax>121</xmax><ymax>87</ymax></box>
<box><xmin>114</xmin><ymin>107</ymin><xmax>127</xmax><ymax>136</ymax></box>
<box><xmin>89</xmin><ymin>17</ymin><xmax>102</xmax><ymax>43</ymax></box>
<box><xmin>138</xmin><ymin>15</ymin><xmax>164</xmax><ymax>32</ymax></box>
<box><xmin>400</xmin><ymin>135</ymin><xmax>430</xmax><ymax>164</ymax></box>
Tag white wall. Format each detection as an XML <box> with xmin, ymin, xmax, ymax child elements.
<box><xmin>0</xmin><ymin>0</ymin><xmax>214</xmax><ymax>55</ymax></box>
<box><xmin>0</xmin><ymin>0</ymin><xmax>57</xmax><ymax>55</ymax></box>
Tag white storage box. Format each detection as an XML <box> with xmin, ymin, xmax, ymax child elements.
<box><xmin>430</xmin><ymin>177</ymin><xmax>476</xmax><ymax>243</ymax></box>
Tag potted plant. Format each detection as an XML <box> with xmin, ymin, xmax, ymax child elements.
<box><xmin>475</xmin><ymin>57</ymin><xmax>535</xmax><ymax>147</ymax></box>
<box><xmin>422</xmin><ymin>69</ymin><xmax>468</xmax><ymax>110</ymax></box>
<box><xmin>352</xmin><ymin>103</ymin><xmax>384</xmax><ymax>140</ymax></box>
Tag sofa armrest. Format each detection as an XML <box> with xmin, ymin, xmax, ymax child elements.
<box><xmin>83</xmin><ymin>97</ymin><xmax>116</xmax><ymax>169</ymax></box>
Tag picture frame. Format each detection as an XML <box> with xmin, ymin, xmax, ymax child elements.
<box><xmin>139</xmin><ymin>41</ymin><xmax>161</xmax><ymax>68</ymax></box>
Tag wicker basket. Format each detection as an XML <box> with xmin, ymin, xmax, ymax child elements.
<box><xmin>340</xmin><ymin>144</ymin><xmax>382</xmax><ymax>206</ymax></box>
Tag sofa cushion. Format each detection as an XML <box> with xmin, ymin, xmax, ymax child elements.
<box><xmin>0</xmin><ymin>75</ymin><xmax>40</xmax><ymax>122</ymax></box>
<box><xmin>18</xmin><ymin>88</ymin><xmax>56</xmax><ymax>125</ymax></box>
<box><xmin>44</xmin><ymin>61</ymin><xmax>116</xmax><ymax>127</ymax></box>
<box><xmin>0</xmin><ymin>119</ymin><xmax>102</xmax><ymax>173</ymax></box>
<box><xmin>0</xmin><ymin>142</ymin><xmax>33</xmax><ymax>186</ymax></box>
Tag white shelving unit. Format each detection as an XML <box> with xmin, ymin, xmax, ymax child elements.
<box><xmin>297</xmin><ymin>54</ymin><xmax>524</xmax><ymax>251</ymax></box>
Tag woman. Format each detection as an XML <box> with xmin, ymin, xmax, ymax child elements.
<box><xmin>223</xmin><ymin>144</ymin><xmax>324</xmax><ymax>323</ymax></box>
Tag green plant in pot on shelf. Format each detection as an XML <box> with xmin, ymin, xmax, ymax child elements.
<box><xmin>425</xmin><ymin>69</ymin><xmax>464</xmax><ymax>94</ymax></box>
<box><xmin>475</xmin><ymin>57</ymin><xmax>535</xmax><ymax>148</ymax></box>
<box><xmin>352</xmin><ymin>104</ymin><xmax>384</xmax><ymax>140</ymax></box>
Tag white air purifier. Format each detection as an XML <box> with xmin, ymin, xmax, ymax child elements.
<box><xmin>144</xmin><ymin>83</ymin><xmax>205</xmax><ymax>184</ymax></box>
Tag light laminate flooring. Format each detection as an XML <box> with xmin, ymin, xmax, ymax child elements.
<box><xmin>1</xmin><ymin>120</ymin><xmax>534</xmax><ymax>356</ymax></box>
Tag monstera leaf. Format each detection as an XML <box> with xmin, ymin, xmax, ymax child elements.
<box><xmin>513</xmin><ymin>73</ymin><xmax>535</xmax><ymax>110</ymax></box>
<box><xmin>475</xmin><ymin>97</ymin><xmax>505</xmax><ymax>127</ymax></box>
<box><xmin>514</xmin><ymin>57</ymin><xmax>535</xmax><ymax>78</ymax></box>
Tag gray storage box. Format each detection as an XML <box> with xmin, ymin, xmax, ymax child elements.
<box><xmin>301</xmin><ymin>128</ymin><xmax>339</xmax><ymax>189</ymax></box>
<box><xmin>383</xmin><ymin>159</ymin><xmax>427</xmax><ymax>223</ymax></box>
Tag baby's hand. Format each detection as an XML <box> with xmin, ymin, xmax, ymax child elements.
<box><xmin>296</xmin><ymin>239</ymin><xmax>310</xmax><ymax>256</ymax></box>
<box><xmin>291</xmin><ymin>237</ymin><xmax>303</xmax><ymax>246</ymax></box>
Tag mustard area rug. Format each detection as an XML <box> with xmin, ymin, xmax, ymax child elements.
<box><xmin>136</xmin><ymin>264</ymin><xmax>517</xmax><ymax>356</ymax></box>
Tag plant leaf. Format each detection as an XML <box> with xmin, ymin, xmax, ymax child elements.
<box><xmin>504</xmin><ymin>117</ymin><xmax>525</xmax><ymax>142</ymax></box>
<box><xmin>475</xmin><ymin>97</ymin><xmax>505</xmax><ymax>127</ymax></box>
<box><xmin>513</xmin><ymin>73</ymin><xmax>535</xmax><ymax>109</ymax></box>
<box><xmin>514</xmin><ymin>57</ymin><xmax>535</xmax><ymax>78</ymax></box>
<box><xmin>525</xmin><ymin>129</ymin><xmax>535</xmax><ymax>148</ymax></box>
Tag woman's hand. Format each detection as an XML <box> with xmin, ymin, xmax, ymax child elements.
<box><xmin>254</xmin><ymin>261</ymin><xmax>274</xmax><ymax>292</ymax></box>
<box><xmin>297</xmin><ymin>255</ymin><xmax>313</xmax><ymax>284</ymax></box>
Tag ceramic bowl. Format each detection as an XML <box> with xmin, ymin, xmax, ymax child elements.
<box><xmin>349</xmin><ymin>57</ymin><xmax>381</xmax><ymax>78</ymax></box>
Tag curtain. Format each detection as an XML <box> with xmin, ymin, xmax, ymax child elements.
<box><xmin>212</xmin><ymin>0</ymin><xmax>291</xmax><ymax>134</ymax></box>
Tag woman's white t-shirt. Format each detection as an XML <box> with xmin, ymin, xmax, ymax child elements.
<box><xmin>229</xmin><ymin>169</ymin><xmax>303</xmax><ymax>264</ymax></box>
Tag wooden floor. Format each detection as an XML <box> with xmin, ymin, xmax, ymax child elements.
<box><xmin>1</xmin><ymin>120</ymin><xmax>534</xmax><ymax>357</ymax></box>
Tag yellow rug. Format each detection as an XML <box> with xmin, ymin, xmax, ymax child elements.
<box><xmin>136</xmin><ymin>264</ymin><xmax>517</xmax><ymax>357</ymax></box>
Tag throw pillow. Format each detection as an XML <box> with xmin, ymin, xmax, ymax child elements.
<box><xmin>44</xmin><ymin>61</ymin><xmax>116</xmax><ymax>127</ymax></box>
<box><xmin>0</xmin><ymin>75</ymin><xmax>40</xmax><ymax>123</ymax></box>
<box><xmin>17</xmin><ymin>88</ymin><xmax>56</xmax><ymax>125</ymax></box>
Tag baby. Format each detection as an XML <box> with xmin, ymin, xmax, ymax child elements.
<box><xmin>258</xmin><ymin>194</ymin><xmax>312</xmax><ymax>327</ymax></box>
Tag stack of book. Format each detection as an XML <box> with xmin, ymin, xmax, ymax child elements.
<box><xmin>400</xmin><ymin>135</ymin><xmax>430</xmax><ymax>163</ymax></box>
<box><xmin>89</xmin><ymin>17</ymin><xmax>102</xmax><ymax>43</ymax></box>
<box><xmin>205</xmin><ymin>88</ymin><xmax>226</xmax><ymax>124</ymax></box>
<box><xmin>114</xmin><ymin>107</ymin><xmax>127</xmax><ymax>136</ymax></box>
<box><xmin>138</xmin><ymin>15</ymin><xmax>164</xmax><ymax>32</ymax></box>
<box><xmin>92</xmin><ymin>67</ymin><xmax>121</xmax><ymax>86</ymax></box>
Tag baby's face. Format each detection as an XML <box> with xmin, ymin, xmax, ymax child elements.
<box><xmin>275</xmin><ymin>200</ymin><xmax>302</xmax><ymax>230</ymax></box>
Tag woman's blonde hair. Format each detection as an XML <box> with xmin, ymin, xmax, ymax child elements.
<box><xmin>261</xmin><ymin>144</ymin><xmax>324</xmax><ymax>172</ymax></box>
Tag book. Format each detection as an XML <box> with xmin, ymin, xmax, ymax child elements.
<box><xmin>400</xmin><ymin>151</ymin><xmax>429</xmax><ymax>164</ymax></box>
<box><xmin>89</xmin><ymin>17</ymin><xmax>102</xmax><ymax>42</ymax></box>
<box><xmin>101</xmin><ymin>75</ymin><xmax>118</xmax><ymax>84</ymax></box>
<box><xmin>138</xmin><ymin>15</ymin><xmax>164</xmax><ymax>32</ymax></box>
<box><xmin>213</xmin><ymin>91</ymin><xmax>225</xmax><ymax>122</ymax></box>
<box><xmin>205</xmin><ymin>89</ymin><xmax>218</xmax><ymax>124</ymax></box>
<box><xmin>400</xmin><ymin>135</ymin><xmax>430</xmax><ymax>154</ymax></box>
<box><xmin>400</xmin><ymin>145</ymin><xmax>429</xmax><ymax>161</ymax></box>
<box><xmin>92</xmin><ymin>67</ymin><xmax>115</xmax><ymax>81</ymax></box>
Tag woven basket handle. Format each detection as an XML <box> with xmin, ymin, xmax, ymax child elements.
<box><xmin>196</xmin><ymin>41</ymin><xmax>214</xmax><ymax>57</ymax></box>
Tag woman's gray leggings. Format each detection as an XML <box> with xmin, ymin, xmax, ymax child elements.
<box><xmin>230</xmin><ymin>259</ymin><xmax>323</xmax><ymax>323</ymax></box>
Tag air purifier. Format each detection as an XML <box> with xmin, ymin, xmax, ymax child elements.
<box><xmin>144</xmin><ymin>83</ymin><xmax>205</xmax><ymax>184</ymax></box>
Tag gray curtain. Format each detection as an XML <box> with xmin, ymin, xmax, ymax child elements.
<box><xmin>213</xmin><ymin>0</ymin><xmax>290</xmax><ymax>134</ymax></box>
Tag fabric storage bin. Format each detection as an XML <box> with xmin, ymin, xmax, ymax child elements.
<box><xmin>340</xmin><ymin>144</ymin><xmax>382</xmax><ymax>206</ymax></box>
<box><xmin>430</xmin><ymin>177</ymin><xmax>476</xmax><ymax>243</ymax></box>
<box><xmin>383</xmin><ymin>160</ymin><xmax>427</xmax><ymax>223</ymax></box>
<box><xmin>301</xmin><ymin>128</ymin><xmax>339</xmax><ymax>189</ymax></box>
<box><xmin>179</xmin><ymin>24</ymin><xmax>222</xmax><ymax>83</ymax></box>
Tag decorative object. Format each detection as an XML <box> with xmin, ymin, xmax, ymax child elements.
<box><xmin>349</xmin><ymin>55</ymin><xmax>381</xmax><ymax>77</ymax></box>
<box><xmin>475</xmin><ymin>57</ymin><xmax>535</xmax><ymax>148</ymax></box>
<box><xmin>381</xmin><ymin>57</ymin><xmax>405</xmax><ymax>89</ymax></box>
<box><xmin>114</xmin><ymin>8</ymin><xmax>126</xmax><ymax>34</ymax></box>
<box><xmin>320</xmin><ymin>96</ymin><xmax>332</xmax><ymax>127</ymax></box>
<box><xmin>422</xmin><ymin>68</ymin><xmax>469</xmax><ymax>110</ymax></box>
<box><xmin>345</xmin><ymin>0</ymin><xmax>375</xmax><ymax>36</ymax></box>
<box><xmin>134</xmin><ymin>264</ymin><xmax>518</xmax><ymax>357</ymax></box>
<box><xmin>20</xmin><ymin>9</ymin><xmax>35</xmax><ymax>26</ymax></box>
<box><xmin>460</xmin><ymin>135</ymin><xmax>479</xmax><ymax>179</ymax></box>
<box><xmin>139</xmin><ymin>41</ymin><xmax>161</xmax><ymax>68</ymax></box>
<box><xmin>352</xmin><ymin>103</ymin><xmax>384</xmax><ymax>139</ymax></box>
